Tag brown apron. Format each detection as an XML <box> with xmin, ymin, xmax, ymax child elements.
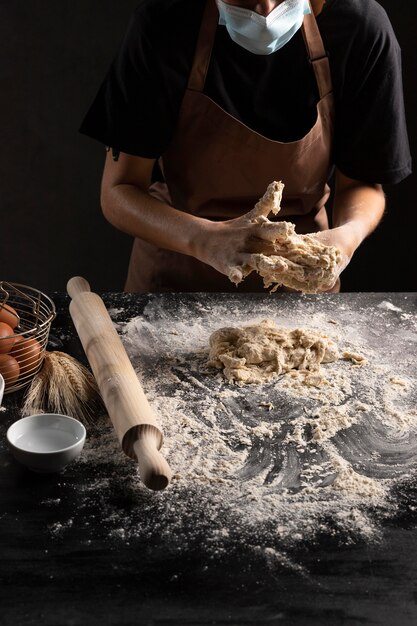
<box><xmin>125</xmin><ymin>0</ymin><xmax>335</xmax><ymax>293</ymax></box>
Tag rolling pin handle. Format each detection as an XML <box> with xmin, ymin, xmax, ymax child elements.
<box><xmin>67</xmin><ymin>276</ymin><xmax>92</xmax><ymax>299</ymax></box>
<box><xmin>133</xmin><ymin>425</ymin><xmax>172</xmax><ymax>492</ymax></box>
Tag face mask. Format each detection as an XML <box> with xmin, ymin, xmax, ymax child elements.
<box><xmin>216</xmin><ymin>0</ymin><xmax>311</xmax><ymax>55</ymax></box>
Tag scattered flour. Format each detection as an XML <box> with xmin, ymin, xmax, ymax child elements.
<box><xmin>45</xmin><ymin>296</ymin><xmax>417</xmax><ymax>572</ymax></box>
<box><xmin>378</xmin><ymin>300</ymin><xmax>402</xmax><ymax>312</ymax></box>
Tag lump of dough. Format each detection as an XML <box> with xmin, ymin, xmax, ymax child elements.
<box><xmin>208</xmin><ymin>319</ymin><xmax>340</xmax><ymax>384</ymax></box>
<box><xmin>229</xmin><ymin>181</ymin><xmax>342</xmax><ymax>293</ymax></box>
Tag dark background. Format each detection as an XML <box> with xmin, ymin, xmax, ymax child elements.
<box><xmin>1</xmin><ymin>0</ymin><xmax>415</xmax><ymax>294</ymax></box>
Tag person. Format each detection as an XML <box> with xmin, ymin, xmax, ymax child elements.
<box><xmin>80</xmin><ymin>0</ymin><xmax>411</xmax><ymax>293</ymax></box>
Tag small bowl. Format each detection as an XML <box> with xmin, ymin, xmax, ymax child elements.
<box><xmin>0</xmin><ymin>374</ymin><xmax>4</xmax><ymax>406</ymax></box>
<box><xmin>6</xmin><ymin>413</ymin><xmax>86</xmax><ymax>473</ymax></box>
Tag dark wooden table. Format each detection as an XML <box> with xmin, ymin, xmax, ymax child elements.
<box><xmin>1</xmin><ymin>292</ymin><xmax>417</xmax><ymax>626</ymax></box>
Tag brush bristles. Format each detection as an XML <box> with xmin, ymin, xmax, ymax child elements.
<box><xmin>21</xmin><ymin>351</ymin><xmax>105</xmax><ymax>425</ymax></box>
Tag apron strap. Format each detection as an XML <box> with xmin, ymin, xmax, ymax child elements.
<box><xmin>187</xmin><ymin>0</ymin><xmax>219</xmax><ymax>92</ymax></box>
<box><xmin>188</xmin><ymin>0</ymin><xmax>333</xmax><ymax>100</ymax></box>
<box><xmin>301</xmin><ymin>5</ymin><xmax>333</xmax><ymax>99</ymax></box>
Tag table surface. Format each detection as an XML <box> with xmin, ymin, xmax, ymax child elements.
<box><xmin>1</xmin><ymin>292</ymin><xmax>417</xmax><ymax>626</ymax></box>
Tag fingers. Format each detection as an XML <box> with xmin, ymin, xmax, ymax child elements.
<box><xmin>250</xmin><ymin>253</ymin><xmax>287</xmax><ymax>274</ymax></box>
<box><xmin>245</xmin><ymin>220</ymin><xmax>295</xmax><ymax>255</ymax></box>
<box><xmin>319</xmin><ymin>277</ymin><xmax>341</xmax><ymax>293</ymax></box>
<box><xmin>246</xmin><ymin>239</ymin><xmax>277</xmax><ymax>255</ymax></box>
<box><xmin>228</xmin><ymin>266</ymin><xmax>244</xmax><ymax>284</ymax></box>
<box><xmin>257</xmin><ymin>220</ymin><xmax>295</xmax><ymax>243</ymax></box>
<box><xmin>227</xmin><ymin>253</ymin><xmax>257</xmax><ymax>284</ymax></box>
<box><xmin>228</xmin><ymin>266</ymin><xmax>254</xmax><ymax>284</ymax></box>
<box><xmin>310</xmin><ymin>231</ymin><xmax>348</xmax><ymax>267</ymax></box>
<box><xmin>227</xmin><ymin>251</ymin><xmax>288</xmax><ymax>285</ymax></box>
<box><xmin>246</xmin><ymin>240</ymin><xmax>292</xmax><ymax>258</ymax></box>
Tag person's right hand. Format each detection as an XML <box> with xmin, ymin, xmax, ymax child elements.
<box><xmin>192</xmin><ymin>200</ymin><xmax>290</xmax><ymax>284</ymax></box>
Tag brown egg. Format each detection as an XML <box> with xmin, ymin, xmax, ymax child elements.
<box><xmin>0</xmin><ymin>353</ymin><xmax>20</xmax><ymax>387</ymax></box>
<box><xmin>11</xmin><ymin>335</ymin><xmax>24</xmax><ymax>349</ymax></box>
<box><xmin>0</xmin><ymin>303</ymin><xmax>19</xmax><ymax>329</ymax></box>
<box><xmin>0</xmin><ymin>322</ymin><xmax>16</xmax><ymax>354</ymax></box>
<box><xmin>11</xmin><ymin>337</ymin><xmax>42</xmax><ymax>377</ymax></box>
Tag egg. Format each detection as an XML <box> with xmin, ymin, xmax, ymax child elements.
<box><xmin>0</xmin><ymin>322</ymin><xmax>16</xmax><ymax>354</ymax></box>
<box><xmin>0</xmin><ymin>353</ymin><xmax>20</xmax><ymax>387</ymax></box>
<box><xmin>0</xmin><ymin>303</ymin><xmax>19</xmax><ymax>329</ymax></box>
<box><xmin>11</xmin><ymin>337</ymin><xmax>42</xmax><ymax>378</ymax></box>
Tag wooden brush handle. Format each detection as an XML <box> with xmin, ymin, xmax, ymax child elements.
<box><xmin>67</xmin><ymin>276</ymin><xmax>172</xmax><ymax>491</ymax></box>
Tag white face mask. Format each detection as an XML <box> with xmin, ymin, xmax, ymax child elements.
<box><xmin>216</xmin><ymin>0</ymin><xmax>311</xmax><ymax>56</ymax></box>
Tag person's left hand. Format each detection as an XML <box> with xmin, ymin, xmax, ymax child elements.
<box><xmin>308</xmin><ymin>224</ymin><xmax>358</xmax><ymax>290</ymax></box>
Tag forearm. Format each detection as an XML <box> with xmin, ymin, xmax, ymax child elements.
<box><xmin>101</xmin><ymin>181</ymin><xmax>206</xmax><ymax>257</ymax></box>
<box><xmin>101</xmin><ymin>182</ymin><xmax>285</xmax><ymax>277</ymax></box>
<box><xmin>332</xmin><ymin>175</ymin><xmax>386</xmax><ymax>255</ymax></box>
<box><xmin>100</xmin><ymin>154</ymin><xmax>293</xmax><ymax>279</ymax></box>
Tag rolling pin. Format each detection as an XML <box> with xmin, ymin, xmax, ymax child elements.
<box><xmin>67</xmin><ymin>276</ymin><xmax>172</xmax><ymax>491</ymax></box>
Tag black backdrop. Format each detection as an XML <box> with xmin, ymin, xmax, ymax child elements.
<box><xmin>1</xmin><ymin>0</ymin><xmax>415</xmax><ymax>293</ymax></box>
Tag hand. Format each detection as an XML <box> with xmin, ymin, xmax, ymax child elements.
<box><xmin>192</xmin><ymin>203</ymin><xmax>290</xmax><ymax>283</ymax></box>
<box><xmin>308</xmin><ymin>225</ymin><xmax>358</xmax><ymax>290</ymax></box>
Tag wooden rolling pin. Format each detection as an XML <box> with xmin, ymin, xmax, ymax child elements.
<box><xmin>67</xmin><ymin>276</ymin><xmax>172</xmax><ymax>491</ymax></box>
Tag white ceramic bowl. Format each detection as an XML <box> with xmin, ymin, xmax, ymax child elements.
<box><xmin>7</xmin><ymin>413</ymin><xmax>86</xmax><ymax>473</ymax></box>
<box><xmin>0</xmin><ymin>374</ymin><xmax>4</xmax><ymax>407</ymax></box>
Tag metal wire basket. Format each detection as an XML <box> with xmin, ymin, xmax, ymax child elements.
<box><xmin>0</xmin><ymin>281</ymin><xmax>56</xmax><ymax>394</ymax></box>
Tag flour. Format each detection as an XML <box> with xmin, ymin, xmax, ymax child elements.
<box><xmin>378</xmin><ymin>300</ymin><xmax>402</xmax><ymax>312</ymax></box>
<box><xmin>46</xmin><ymin>294</ymin><xmax>417</xmax><ymax>572</ymax></box>
<box><xmin>288</xmin><ymin>404</ymin><xmax>360</xmax><ymax>444</ymax></box>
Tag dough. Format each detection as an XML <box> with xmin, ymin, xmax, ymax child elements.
<box><xmin>343</xmin><ymin>351</ymin><xmax>368</xmax><ymax>367</ymax></box>
<box><xmin>228</xmin><ymin>181</ymin><xmax>342</xmax><ymax>293</ymax></box>
<box><xmin>208</xmin><ymin>319</ymin><xmax>340</xmax><ymax>384</ymax></box>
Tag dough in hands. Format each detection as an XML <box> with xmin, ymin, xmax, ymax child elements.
<box><xmin>208</xmin><ymin>319</ymin><xmax>340</xmax><ymax>384</ymax></box>
<box><xmin>228</xmin><ymin>181</ymin><xmax>342</xmax><ymax>293</ymax></box>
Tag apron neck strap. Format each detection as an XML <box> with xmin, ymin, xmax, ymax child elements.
<box><xmin>187</xmin><ymin>0</ymin><xmax>218</xmax><ymax>92</ymax></box>
<box><xmin>188</xmin><ymin>0</ymin><xmax>333</xmax><ymax>100</ymax></box>
<box><xmin>311</xmin><ymin>0</ymin><xmax>326</xmax><ymax>17</ymax></box>
<box><xmin>301</xmin><ymin>4</ymin><xmax>333</xmax><ymax>99</ymax></box>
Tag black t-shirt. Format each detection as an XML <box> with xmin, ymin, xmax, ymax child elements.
<box><xmin>80</xmin><ymin>0</ymin><xmax>412</xmax><ymax>185</ymax></box>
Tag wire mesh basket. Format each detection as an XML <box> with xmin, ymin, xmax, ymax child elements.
<box><xmin>0</xmin><ymin>281</ymin><xmax>56</xmax><ymax>394</ymax></box>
